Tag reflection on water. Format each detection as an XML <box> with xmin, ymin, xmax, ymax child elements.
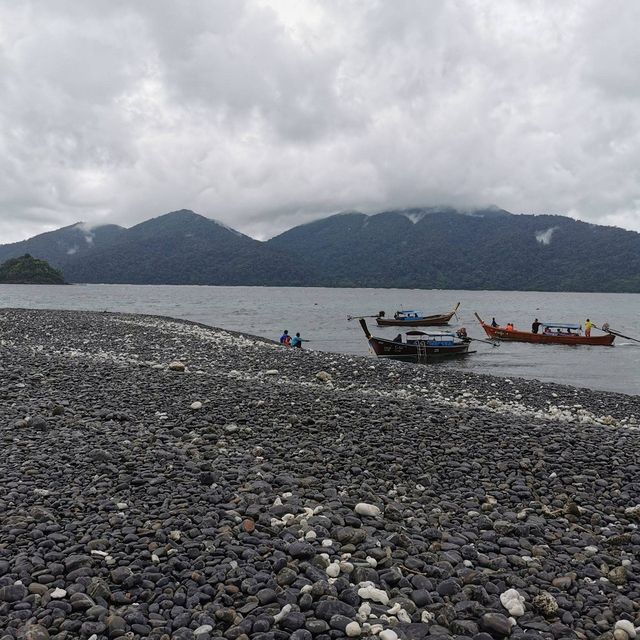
<box><xmin>1</xmin><ymin>284</ymin><xmax>638</xmax><ymax>395</ymax></box>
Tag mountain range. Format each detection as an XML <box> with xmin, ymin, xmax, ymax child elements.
<box><xmin>0</xmin><ymin>207</ymin><xmax>638</xmax><ymax>292</ymax></box>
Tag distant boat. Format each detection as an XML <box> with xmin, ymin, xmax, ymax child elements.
<box><xmin>360</xmin><ymin>319</ymin><xmax>472</xmax><ymax>362</ymax></box>
<box><xmin>474</xmin><ymin>313</ymin><xmax>615</xmax><ymax>346</ymax></box>
<box><xmin>375</xmin><ymin>302</ymin><xmax>460</xmax><ymax>327</ymax></box>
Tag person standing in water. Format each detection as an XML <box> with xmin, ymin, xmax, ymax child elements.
<box><xmin>290</xmin><ymin>332</ymin><xmax>304</xmax><ymax>348</ymax></box>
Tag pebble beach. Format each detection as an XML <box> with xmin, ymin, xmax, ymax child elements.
<box><xmin>0</xmin><ymin>308</ymin><xmax>639</xmax><ymax>640</ymax></box>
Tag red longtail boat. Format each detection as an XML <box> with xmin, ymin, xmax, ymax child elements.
<box><xmin>474</xmin><ymin>313</ymin><xmax>615</xmax><ymax>346</ymax></box>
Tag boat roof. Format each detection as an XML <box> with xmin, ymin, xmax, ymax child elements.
<box><xmin>397</xmin><ymin>309</ymin><xmax>421</xmax><ymax>314</ymax></box>
<box><xmin>541</xmin><ymin>322</ymin><xmax>581</xmax><ymax>329</ymax></box>
<box><xmin>407</xmin><ymin>331</ymin><xmax>455</xmax><ymax>338</ymax></box>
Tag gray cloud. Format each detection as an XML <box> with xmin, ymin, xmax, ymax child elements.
<box><xmin>1</xmin><ymin>0</ymin><xmax>640</xmax><ymax>243</ymax></box>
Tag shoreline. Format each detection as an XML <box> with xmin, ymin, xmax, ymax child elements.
<box><xmin>1</xmin><ymin>309</ymin><xmax>639</xmax><ymax>640</ymax></box>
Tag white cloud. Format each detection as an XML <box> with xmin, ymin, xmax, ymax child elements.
<box><xmin>535</xmin><ymin>227</ymin><xmax>558</xmax><ymax>245</ymax></box>
<box><xmin>1</xmin><ymin>0</ymin><xmax>640</xmax><ymax>243</ymax></box>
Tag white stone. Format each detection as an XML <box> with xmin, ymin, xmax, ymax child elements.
<box><xmin>345</xmin><ymin>622</ymin><xmax>361</xmax><ymax>637</ymax></box>
<box><xmin>615</xmin><ymin>621</ymin><xmax>637</xmax><ymax>639</ymax></box>
<box><xmin>369</xmin><ymin>625</ymin><xmax>384</xmax><ymax>635</ymax></box>
<box><xmin>397</xmin><ymin>609</ymin><xmax>411</xmax><ymax>623</ymax></box>
<box><xmin>358</xmin><ymin>602</ymin><xmax>371</xmax><ymax>617</ymax></box>
<box><xmin>322</xmin><ymin>539</ymin><xmax>333</xmax><ymax>547</ymax></box>
<box><xmin>316</xmin><ymin>371</ymin><xmax>333</xmax><ymax>382</ymax></box>
<box><xmin>380</xmin><ymin>631</ymin><xmax>398</xmax><ymax>640</ymax></box>
<box><xmin>500</xmin><ymin>589</ymin><xmax>525</xmax><ymax>617</ymax></box>
<box><xmin>366</xmin><ymin>556</ymin><xmax>378</xmax><ymax>567</ymax></box>
<box><xmin>358</xmin><ymin>586</ymin><xmax>389</xmax><ymax>605</ymax></box>
<box><xmin>340</xmin><ymin>561</ymin><xmax>354</xmax><ymax>574</ymax></box>
<box><xmin>273</xmin><ymin>604</ymin><xmax>292</xmax><ymax>623</ymax></box>
<box><xmin>305</xmin><ymin>531</ymin><xmax>317</xmax><ymax>540</ymax></box>
<box><xmin>116</xmin><ymin>502</ymin><xmax>128</xmax><ymax>510</ymax></box>
<box><xmin>326</xmin><ymin>563</ymin><xmax>340</xmax><ymax>578</ymax></box>
<box><xmin>355</xmin><ymin>503</ymin><xmax>381</xmax><ymax>517</ymax></box>
<box><xmin>169</xmin><ymin>530</ymin><xmax>181</xmax><ymax>541</ymax></box>
<box><xmin>168</xmin><ymin>361</ymin><xmax>185</xmax><ymax>371</ymax></box>
<box><xmin>195</xmin><ymin>625</ymin><xmax>214</xmax><ymax>637</ymax></box>
<box><xmin>51</xmin><ymin>587</ymin><xmax>66</xmax><ymax>599</ymax></box>
<box><xmin>387</xmin><ymin>603</ymin><xmax>401</xmax><ymax>615</ymax></box>
<box><xmin>614</xmin><ymin>630</ymin><xmax>629</xmax><ymax>640</ymax></box>
<box><xmin>190</xmin><ymin>401</ymin><xmax>202</xmax><ymax>410</ymax></box>
<box><xmin>90</xmin><ymin>550</ymin><xmax>108</xmax><ymax>557</ymax></box>
<box><xmin>421</xmin><ymin>611</ymin><xmax>434</xmax><ymax>623</ymax></box>
<box><xmin>265</xmin><ymin>369</ymin><xmax>279</xmax><ymax>375</ymax></box>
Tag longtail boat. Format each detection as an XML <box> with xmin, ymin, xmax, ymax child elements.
<box><xmin>375</xmin><ymin>302</ymin><xmax>460</xmax><ymax>327</ymax></box>
<box><xmin>360</xmin><ymin>319</ymin><xmax>472</xmax><ymax>362</ymax></box>
<box><xmin>474</xmin><ymin>313</ymin><xmax>615</xmax><ymax>346</ymax></box>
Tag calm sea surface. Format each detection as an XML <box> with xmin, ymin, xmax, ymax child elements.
<box><xmin>1</xmin><ymin>284</ymin><xmax>638</xmax><ymax>396</ymax></box>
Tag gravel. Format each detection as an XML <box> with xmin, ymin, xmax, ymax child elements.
<box><xmin>0</xmin><ymin>308</ymin><xmax>638</xmax><ymax>640</ymax></box>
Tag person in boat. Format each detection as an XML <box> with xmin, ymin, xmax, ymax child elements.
<box><xmin>279</xmin><ymin>329</ymin><xmax>291</xmax><ymax>346</ymax></box>
<box><xmin>531</xmin><ymin>318</ymin><xmax>541</xmax><ymax>334</ymax></box>
<box><xmin>290</xmin><ymin>332</ymin><xmax>304</xmax><ymax>348</ymax></box>
<box><xmin>585</xmin><ymin>318</ymin><xmax>593</xmax><ymax>337</ymax></box>
<box><xmin>456</xmin><ymin>327</ymin><xmax>469</xmax><ymax>341</ymax></box>
<box><xmin>491</xmin><ymin>318</ymin><xmax>499</xmax><ymax>327</ymax></box>
<box><xmin>543</xmin><ymin>325</ymin><xmax>552</xmax><ymax>334</ymax></box>
<box><xmin>505</xmin><ymin>322</ymin><xmax>514</xmax><ymax>331</ymax></box>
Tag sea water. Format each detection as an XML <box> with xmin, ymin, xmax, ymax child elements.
<box><xmin>1</xmin><ymin>284</ymin><xmax>638</xmax><ymax>395</ymax></box>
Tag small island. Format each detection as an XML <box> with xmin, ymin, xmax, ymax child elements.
<box><xmin>0</xmin><ymin>254</ymin><xmax>66</xmax><ymax>284</ymax></box>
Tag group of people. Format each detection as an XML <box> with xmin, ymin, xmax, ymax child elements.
<box><xmin>491</xmin><ymin>318</ymin><xmax>515</xmax><ymax>331</ymax></box>
<box><xmin>279</xmin><ymin>329</ymin><xmax>304</xmax><ymax>348</ymax></box>
<box><xmin>492</xmin><ymin>317</ymin><xmax>594</xmax><ymax>336</ymax></box>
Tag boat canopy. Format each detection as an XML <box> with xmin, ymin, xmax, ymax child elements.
<box><xmin>541</xmin><ymin>322</ymin><xmax>581</xmax><ymax>330</ymax></box>
<box><xmin>407</xmin><ymin>330</ymin><xmax>455</xmax><ymax>338</ymax></box>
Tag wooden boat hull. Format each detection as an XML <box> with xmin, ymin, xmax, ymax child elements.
<box><xmin>376</xmin><ymin>303</ymin><xmax>460</xmax><ymax>327</ymax></box>
<box><xmin>361</xmin><ymin>319</ymin><xmax>471</xmax><ymax>362</ymax></box>
<box><xmin>475</xmin><ymin>314</ymin><xmax>615</xmax><ymax>346</ymax></box>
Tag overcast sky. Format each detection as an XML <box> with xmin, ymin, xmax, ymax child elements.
<box><xmin>2</xmin><ymin>0</ymin><xmax>640</xmax><ymax>243</ymax></box>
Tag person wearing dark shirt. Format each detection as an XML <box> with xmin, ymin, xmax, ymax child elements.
<box><xmin>531</xmin><ymin>318</ymin><xmax>541</xmax><ymax>334</ymax></box>
<box><xmin>491</xmin><ymin>318</ymin><xmax>498</xmax><ymax>327</ymax></box>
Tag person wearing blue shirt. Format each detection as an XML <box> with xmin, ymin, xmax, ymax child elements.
<box><xmin>291</xmin><ymin>332</ymin><xmax>303</xmax><ymax>348</ymax></box>
<box><xmin>279</xmin><ymin>330</ymin><xmax>291</xmax><ymax>346</ymax></box>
